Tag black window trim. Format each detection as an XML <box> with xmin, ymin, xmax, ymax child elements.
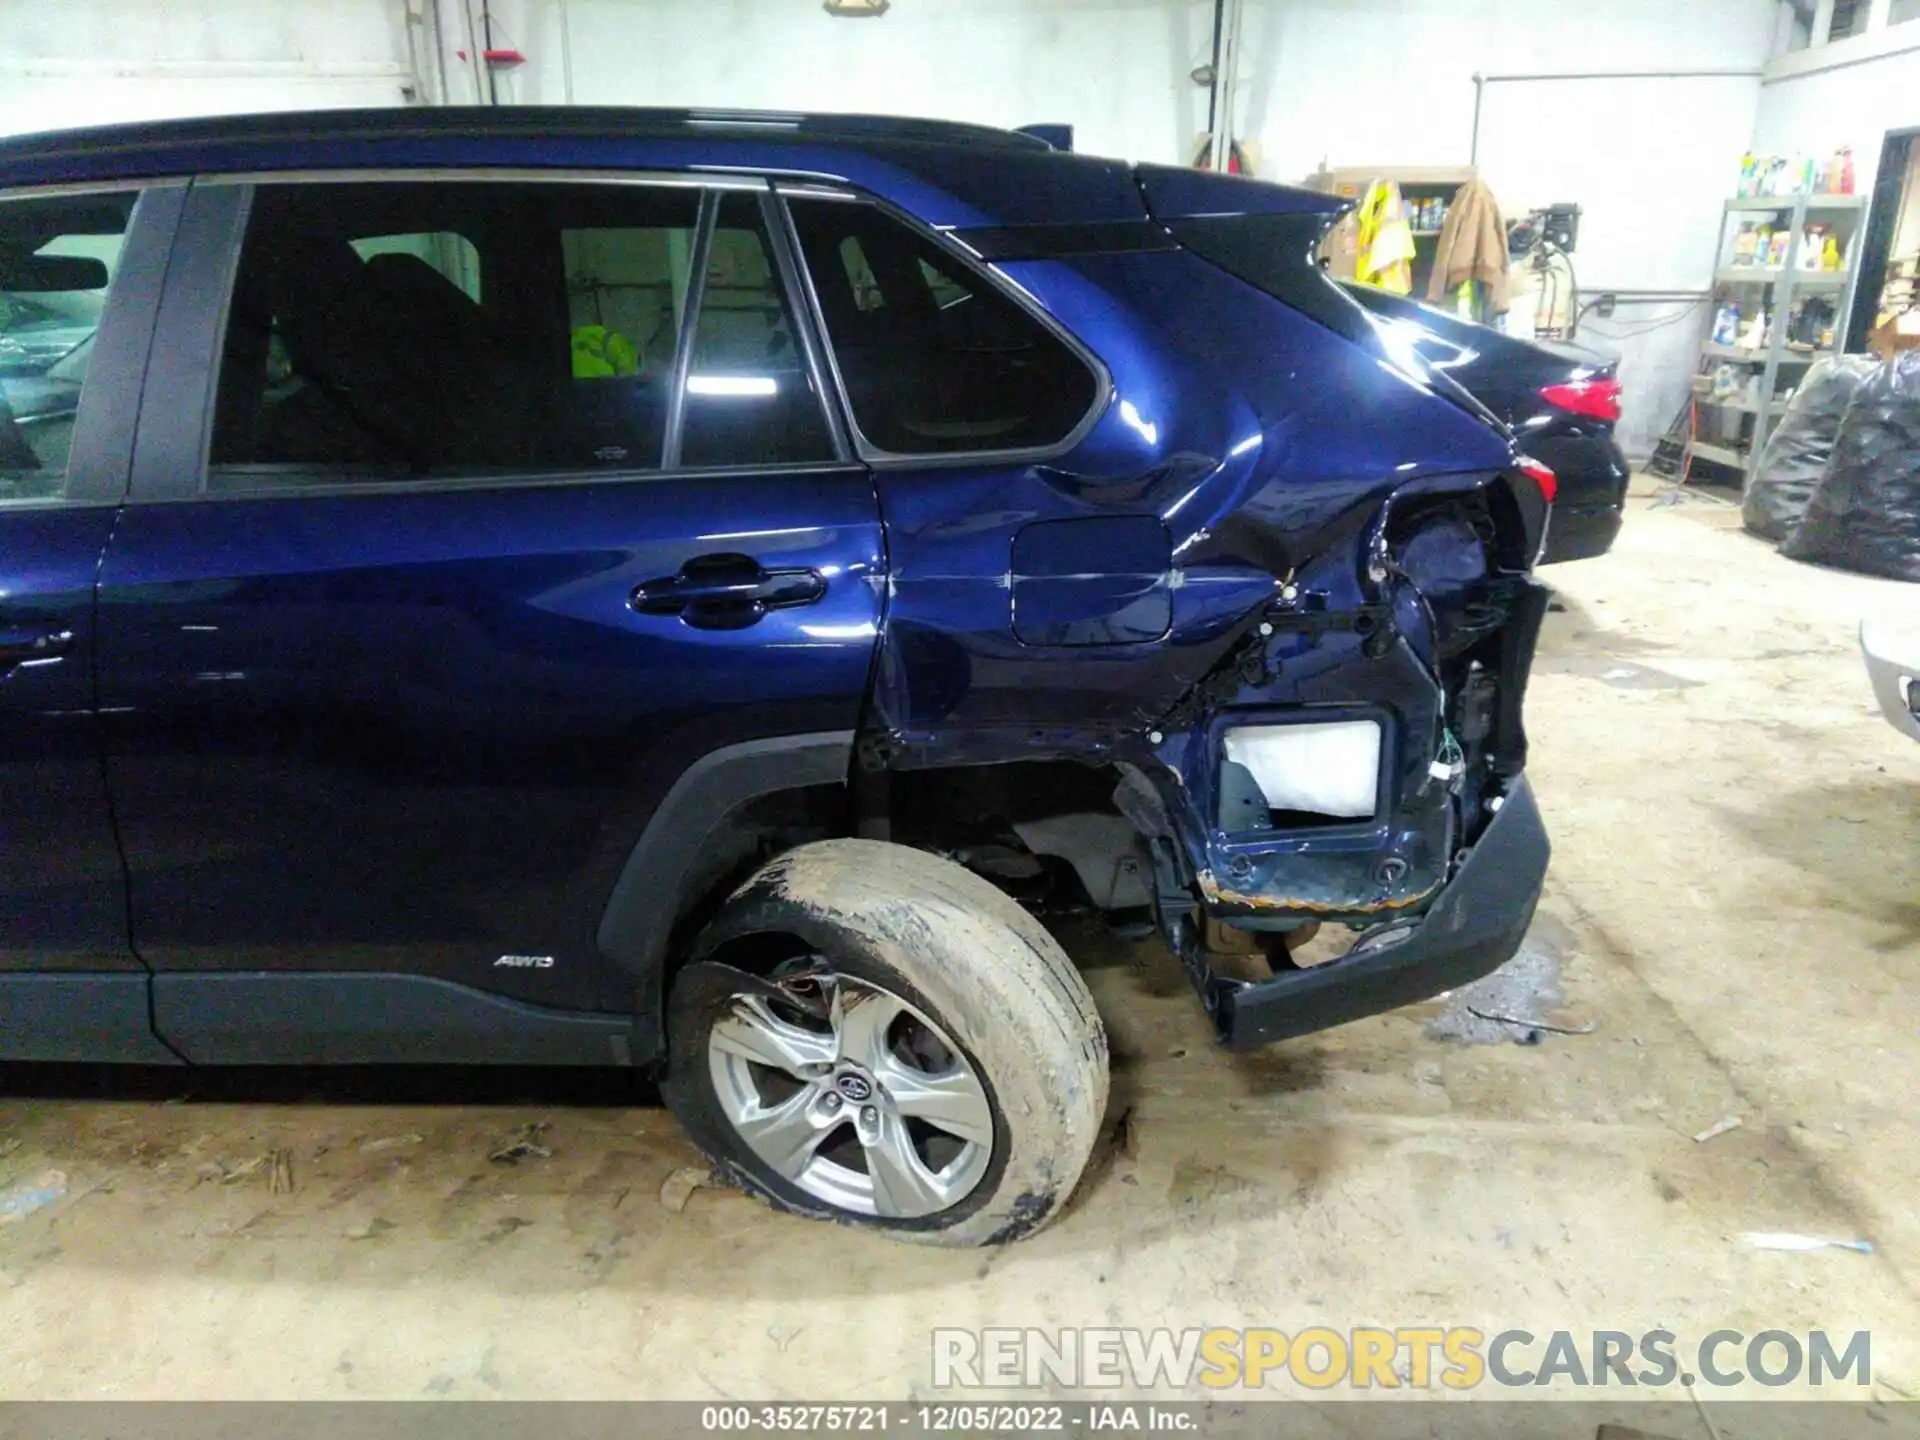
<box><xmin>771</xmin><ymin>181</ymin><xmax>1114</xmax><ymax>470</ymax></box>
<box><xmin>0</xmin><ymin>178</ymin><xmax>185</xmax><ymax>511</ymax></box>
<box><xmin>127</xmin><ymin>168</ymin><xmax>858</xmax><ymax>506</ymax></box>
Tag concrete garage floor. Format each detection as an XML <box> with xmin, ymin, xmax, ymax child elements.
<box><xmin>3</xmin><ymin>483</ymin><xmax>1919</xmax><ymax>1403</ymax></box>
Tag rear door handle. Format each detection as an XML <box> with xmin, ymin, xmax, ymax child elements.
<box><xmin>0</xmin><ymin>626</ymin><xmax>75</xmax><ymax>667</ymax></box>
<box><xmin>632</xmin><ymin>554</ymin><xmax>828</xmax><ymax>631</ymax></box>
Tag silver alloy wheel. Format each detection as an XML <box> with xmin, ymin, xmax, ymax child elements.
<box><xmin>705</xmin><ymin>968</ymin><xmax>995</xmax><ymax>1219</ymax></box>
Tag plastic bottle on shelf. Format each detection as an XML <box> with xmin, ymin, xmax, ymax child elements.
<box><xmin>1767</xmin><ymin>228</ymin><xmax>1792</xmax><ymax>267</ymax></box>
<box><xmin>1822</xmin><ymin>235</ymin><xmax>1842</xmax><ymax>272</ymax></box>
<box><xmin>1839</xmin><ymin>147</ymin><xmax>1855</xmax><ymax>195</ymax></box>
<box><xmin>1713</xmin><ymin>302</ymin><xmax>1741</xmax><ymax>345</ymax></box>
<box><xmin>1737</xmin><ymin>151</ymin><xmax>1756</xmax><ymax>198</ymax></box>
<box><xmin>1801</xmin><ymin>225</ymin><xmax>1825</xmax><ymax>269</ymax></box>
<box><xmin>1732</xmin><ymin>223</ymin><xmax>1758</xmax><ymax>265</ymax></box>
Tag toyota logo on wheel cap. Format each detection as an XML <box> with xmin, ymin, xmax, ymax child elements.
<box><xmin>835</xmin><ymin>1072</ymin><xmax>874</xmax><ymax>1102</ymax></box>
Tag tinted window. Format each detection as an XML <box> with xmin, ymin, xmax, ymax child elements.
<box><xmin>209</xmin><ymin>181</ymin><xmax>831</xmax><ymax>488</ymax></box>
<box><xmin>788</xmin><ymin>198</ymin><xmax>1098</xmax><ymax>455</ymax></box>
<box><xmin>0</xmin><ymin>191</ymin><xmax>135</xmax><ymax>505</ymax></box>
<box><xmin>351</xmin><ymin>231</ymin><xmax>481</xmax><ymax>301</ymax></box>
<box><xmin>680</xmin><ymin>193</ymin><xmax>834</xmax><ymax>468</ymax></box>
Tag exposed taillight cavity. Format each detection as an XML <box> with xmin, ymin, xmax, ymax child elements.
<box><xmin>1517</xmin><ymin>456</ymin><xmax>1558</xmax><ymax>504</ymax></box>
<box><xmin>1538</xmin><ymin>375</ymin><xmax>1622</xmax><ymax>422</ymax></box>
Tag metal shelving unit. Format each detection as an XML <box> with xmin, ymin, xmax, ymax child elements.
<box><xmin>1685</xmin><ymin>193</ymin><xmax>1866</xmax><ymax>486</ymax></box>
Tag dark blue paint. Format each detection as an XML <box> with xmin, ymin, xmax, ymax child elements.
<box><xmin>1012</xmin><ymin>517</ymin><xmax>1171</xmax><ymax>647</ymax></box>
<box><xmin>0</xmin><ymin>108</ymin><xmax>1547</xmax><ymax>1064</ymax></box>
<box><xmin>0</xmin><ymin>508</ymin><xmax>140</xmax><ymax>974</ymax></box>
<box><xmin>95</xmin><ymin>473</ymin><xmax>882</xmax><ymax>1011</ymax></box>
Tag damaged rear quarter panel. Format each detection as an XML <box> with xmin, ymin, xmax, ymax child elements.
<box><xmin>867</xmin><ymin>246</ymin><xmax>1521</xmax><ymax>919</ymax></box>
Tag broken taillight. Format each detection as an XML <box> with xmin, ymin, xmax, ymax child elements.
<box><xmin>1516</xmin><ymin>456</ymin><xmax>1558</xmax><ymax>504</ymax></box>
<box><xmin>1538</xmin><ymin>375</ymin><xmax>1623</xmax><ymax>423</ymax></box>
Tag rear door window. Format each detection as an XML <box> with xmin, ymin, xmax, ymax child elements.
<box><xmin>787</xmin><ymin>197</ymin><xmax>1098</xmax><ymax>456</ymax></box>
<box><xmin>0</xmin><ymin>190</ymin><xmax>136</xmax><ymax>504</ymax></box>
<box><xmin>680</xmin><ymin>192</ymin><xmax>834</xmax><ymax>468</ymax></box>
<box><xmin>207</xmin><ymin>180</ymin><xmax>836</xmax><ymax>490</ymax></box>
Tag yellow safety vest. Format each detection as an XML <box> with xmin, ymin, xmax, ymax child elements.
<box><xmin>571</xmin><ymin>325</ymin><xmax>640</xmax><ymax>378</ymax></box>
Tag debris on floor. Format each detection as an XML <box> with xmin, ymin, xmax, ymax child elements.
<box><xmin>1427</xmin><ymin>922</ymin><xmax>1594</xmax><ymax>1046</ymax></box>
<box><xmin>1692</xmin><ymin>1115</ymin><xmax>1743</xmax><ymax>1144</ymax></box>
<box><xmin>1739</xmin><ymin>1231</ymin><xmax>1874</xmax><ymax>1255</ymax></box>
<box><xmin>487</xmin><ymin>1123</ymin><xmax>553</xmax><ymax>1166</ymax></box>
<box><xmin>197</xmin><ymin>1155</ymin><xmax>269</xmax><ymax>1186</ymax></box>
<box><xmin>196</xmin><ymin>1149</ymin><xmax>294</xmax><ymax>1189</ymax></box>
<box><xmin>0</xmin><ymin>1170</ymin><xmax>67</xmax><ymax>1226</ymax></box>
<box><xmin>343</xmin><ymin>1217</ymin><xmax>396</xmax><ymax>1242</ymax></box>
<box><xmin>659</xmin><ymin>1165</ymin><xmax>715</xmax><ymax>1213</ymax></box>
<box><xmin>1166</xmin><ymin>1157</ymin><xmax>1251</xmax><ymax>1209</ymax></box>
<box><xmin>358</xmin><ymin>1133</ymin><xmax>423</xmax><ymax>1154</ymax></box>
<box><xmin>1535</xmin><ymin>655</ymin><xmax>1702</xmax><ymax>690</ymax></box>
<box><xmin>1466</xmin><ymin>1006</ymin><xmax>1598</xmax><ymax>1036</ymax></box>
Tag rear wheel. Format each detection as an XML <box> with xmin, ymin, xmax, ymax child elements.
<box><xmin>662</xmin><ymin>839</ymin><xmax>1108</xmax><ymax>1245</ymax></box>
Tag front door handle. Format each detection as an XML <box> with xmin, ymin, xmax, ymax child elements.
<box><xmin>0</xmin><ymin>626</ymin><xmax>75</xmax><ymax>668</ymax></box>
<box><xmin>632</xmin><ymin>554</ymin><xmax>828</xmax><ymax>631</ymax></box>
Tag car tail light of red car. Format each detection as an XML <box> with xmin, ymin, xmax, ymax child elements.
<box><xmin>1538</xmin><ymin>375</ymin><xmax>1622</xmax><ymax>423</ymax></box>
<box><xmin>1517</xmin><ymin>455</ymin><xmax>1558</xmax><ymax>504</ymax></box>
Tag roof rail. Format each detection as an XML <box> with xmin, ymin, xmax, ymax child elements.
<box><xmin>1016</xmin><ymin>124</ymin><xmax>1075</xmax><ymax>152</ymax></box>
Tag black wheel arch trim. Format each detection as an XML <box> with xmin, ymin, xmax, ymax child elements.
<box><xmin>595</xmin><ymin>729</ymin><xmax>856</xmax><ymax>1063</ymax></box>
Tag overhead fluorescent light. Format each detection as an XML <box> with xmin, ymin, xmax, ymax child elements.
<box><xmin>823</xmin><ymin>0</ymin><xmax>890</xmax><ymax>14</ymax></box>
<box><xmin>687</xmin><ymin>375</ymin><xmax>778</xmax><ymax>397</ymax></box>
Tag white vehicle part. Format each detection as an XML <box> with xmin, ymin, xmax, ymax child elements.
<box><xmin>1861</xmin><ymin>616</ymin><xmax>1920</xmax><ymax>744</ymax></box>
<box><xmin>1223</xmin><ymin>719</ymin><xmax>1382</xmax><ymax>820</ymax></box>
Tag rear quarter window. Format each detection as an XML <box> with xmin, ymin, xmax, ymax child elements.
<box><xmin>789</xmin><ymin>198</ymin><xmax>1099</xmax><ymax>457</ymax></box>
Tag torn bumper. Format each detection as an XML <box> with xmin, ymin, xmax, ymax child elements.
<box><xmin>1206</xmin><ymin>776</ymin><xmax>1549</xmax><ymax>1048</ymax></box>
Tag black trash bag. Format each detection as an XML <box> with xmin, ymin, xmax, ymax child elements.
<box><xmin>1783</xmin><ymin>351</ymin><xmax>1920</xmax><ymax>581</ymax></box>
<box><xmin>1741</xmin><ymin>355</ymin><xmax>1878</xmax><ymax>541</ymax></box>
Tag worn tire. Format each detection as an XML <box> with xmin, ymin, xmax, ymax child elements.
<box><xmin>661</xmin><ymin>838</ymin><xmax>1108</xmax><ymax>1246</ymax></box>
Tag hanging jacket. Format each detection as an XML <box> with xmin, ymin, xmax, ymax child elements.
<box><xmin>1428</xmin><ymin>179</ymin><xmax>1510</xmax><ymax>316</ymax></box>
<box><xmin>1354</xmin><ymin>181</ymin><xmax>1416</xmax><ymax>295</ymax></box>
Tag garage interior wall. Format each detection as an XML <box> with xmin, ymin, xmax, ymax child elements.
<box><xmin>0</xmin><ymin>2</ymin><xmax>414</xmax><ymax>132</ymax></box>
<box><xmin>1751</xmin><ymin>41</ymin><xmax>1920</xmax><ymax>196</ymax></box>
<box><xmin>0</xmin><ymin>0</ymin><xmax>1792</xmax><ymax>457</ymax></box>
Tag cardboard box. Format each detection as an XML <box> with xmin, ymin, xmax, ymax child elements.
<box><xmin>1870</xmin><ymin>308</ymin><xmax>1920</xmax><ymax>360</ymax></box>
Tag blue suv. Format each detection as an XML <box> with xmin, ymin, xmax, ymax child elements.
<box><xmin>0</xmin><ymin>109</ymin><xmax>1550</xmax><ymax>1244</ymax></box>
